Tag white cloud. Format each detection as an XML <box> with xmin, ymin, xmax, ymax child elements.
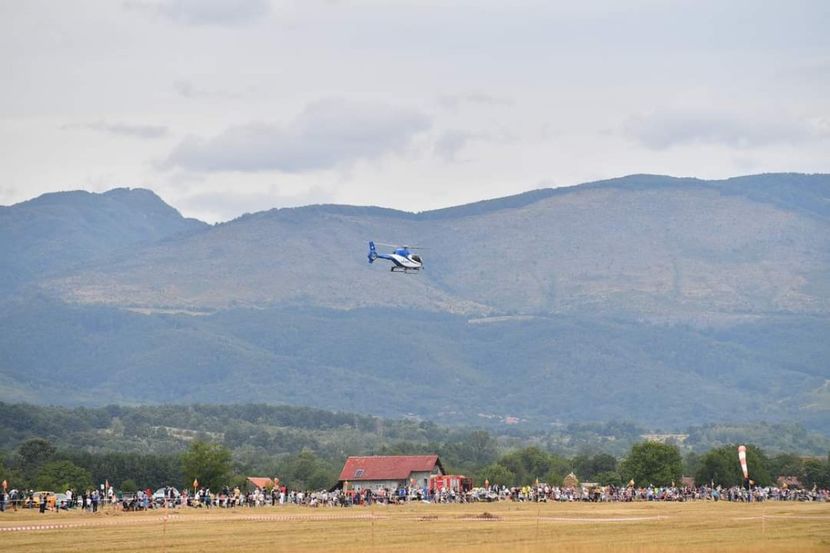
<box><xmin>181</xmin><ymin>185</ymin><xmax>335</xmax><ymax>221</ymax></box>
<box><xmin>173</xmin><ymin>80</ymin><xmax>237</xmax><ymax>100</ymax></box>
<box><xmin>438</xmin><ymin>92</ymin><xmax>514</xmax><ymax>111</ymax></box>
<box><xmin>62</xmin><ymin>121</ymin><xmax>170</xmax><ymax>139</ymax></box>
<box><xmin>433</xmin><ymin>130</ymin><xmax>474</xmax><ymax>162</ymax></box>
<box><xmin>3</xmin><ymin>1</ymin><xmax>830</xmax><ymax>220</ymax></box>
<box><xmin>432</xmin><ymin>130</ymin><xmax>507</xmax><ymax>162</ymax></box>
<box><xmin>124</xmin><ymin>0</ymin><xmax>271</xmax><ymax>26</ymax></box>
<box><xmin>173</xmin><ymin>81</ymin><xmax>207</xmax><ymax>99</ymax></box>
<box><xmin>624</xmin><ymin>110</ymin><xmax>827</xmax><ymax>150</ymax></box>
<box><xmin>0</xmin><ymin>185</ymin><xmax>18</xmax><ymax>206</ymax></box>
<box><xmin>164</xmin><ymin>98</ymin><xmax>431</xmax><ymax>173</ymax></box>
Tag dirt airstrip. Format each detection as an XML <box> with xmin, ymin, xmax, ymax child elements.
<box><xmin>1</xmin><ymin>501</ymin><xmax>828</xmax><ymax>552</ymax></box>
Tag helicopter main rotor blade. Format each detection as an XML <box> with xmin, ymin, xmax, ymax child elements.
<box><xmin>373</xmin><ymin>242</ymin><xmax>427</xmax><ymax>250</ymax></box>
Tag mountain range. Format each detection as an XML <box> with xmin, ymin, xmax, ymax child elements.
<box><xmin>1</xmin><ymin>174</ymin><xmax>828</xmax><ymax>431</ymax></box>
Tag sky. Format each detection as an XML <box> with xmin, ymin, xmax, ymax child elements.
<box><xmin>1</xmin><ymin>0</ymin><xmax>828</xmax><ymax>223</ymax></box>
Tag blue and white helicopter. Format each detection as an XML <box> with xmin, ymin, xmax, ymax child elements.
<box><xmin>368</xmin><ymin>241</ymin><xmax>424</xmax><ymax>273</ymax></box>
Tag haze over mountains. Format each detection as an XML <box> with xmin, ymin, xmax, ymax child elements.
<box><xmin>1</xmin><ymin>174</ymin><xmax>828</xmax><ymax>431</ymax></box>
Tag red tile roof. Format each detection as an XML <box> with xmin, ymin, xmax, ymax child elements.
<box><xmin>247</xmin><ymin>477</ymin><xmax>274</xmax><ymax>489</ymax></box>
<box><xmin>338</xmin><ymin>455</ymin><xmax>443</xmax><ymax>482</ymax></box>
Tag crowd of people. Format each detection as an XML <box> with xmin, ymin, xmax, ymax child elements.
<box><xmin>1</xmin><ymin>481</ymin><xmax>827</xmax><ymax>513</ymax></box>
<box><xmin>462</xmin><ymin>483</ymin><xmax>830</xmax><ymax>503</ymax></box>
<box><xmin>0</xmin><ymin>487</ymin><xmax>113</xmax><ymax>512</ymax></box>
<box><xmin>339</xmin><ymin>483</ymin><xmax>829</xmax><ymax>505</ymax></box>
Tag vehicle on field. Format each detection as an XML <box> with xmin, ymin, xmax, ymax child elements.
<box><xmin>153</xmin><ymin>487</ymin><xmax>180</xmax><ymax>505</ymax></box>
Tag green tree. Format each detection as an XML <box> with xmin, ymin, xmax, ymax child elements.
<box><xmin>441</xmin><ymin>431</ymin><xmax>498</xmax><ymax>472</ymax></box>
<box><xmin>181</xmin><ymin>440</ymin><xmax>232</xmax><ymax>490</ymax></box>
<box><xmin>694</xmin><ymin>445</ymin><xmax>771</xmax><ymax>487</ymax></box>
<box><xmin>767</xmin><ymin>453</ymin><xmax>804</xmax><ymax>481</ymax></box>
<box><xmin>572</xmin><ymin>454</ymin><xmax>593</xmax><ymax>480</ymax></box>
<box><xmin>16</xmin><ymin>438</ymin><xmax>57</xmax><ymax>485</ymax></box>
<box><xmin>619</xmin><ymin>442</ymin><xmax>682</xmax><ymax>487</ymax></box>
<box><xmin>274</xmin><ymin>451</ymin><xmax>337</xmax><ymax>490</ymax></box>
<box><xmin>544</xmin><ymin>454</ymin><xmax>571</xmax><ymax>485</ymax></box>
<box><xmin>499</xmin><ymin>447</ymin><xmax>551</xmax><ymax>484</ymax></box>
<box><xmin>460</xmin><ymin>431</ymin><xmax>498</xmax><ymax>466</ymax></box>
<box><xmin>683</xmin><ymin>452</ymin><xmax>702</xmax><ymax>477</ymax></box>
<box><xmin>593</xmin><ymin>470</ymin><xmax>622</xmax><ymax>486</ymax></box>
<box><xmin>477</xmin><ymin>463</ymin><xmax>515</xmax><ymax>486</ymax></box>
<box><xmin>35</xmin><ymin>460</ymin><xmax>92</xmax><ymax>491</ymax></box>
<box><xmin>18</xmin><ymin>438</ymin><xmax>57</xmax><ymax>465</ymax></box>
<box><xmin>591</xmin><ymin>453</ymin><xmax>618</xmax><ymax>475</ymax></box>
<box><xmin>0</xmin><ymin>451</ymin><xmax>22</xmax><ymax>492</ymax></box>
<box><xmin>802</xmin><ymin>456</ymin><xmax>830</xmax><ymax>488</ymax></box>
<box><xmin>62</xmin><ymin>451</ymin><xmax>182</xmax><ymax>490</ymax></box>
<box><xmin>120</xmin><ymin>479</ymin><xmax>139</xmax><ymax>493</ymax></box>
<box><xmin>575</xmin><ymin>453</ymin><xmax>617</xmax><ymax>481</ymax></box>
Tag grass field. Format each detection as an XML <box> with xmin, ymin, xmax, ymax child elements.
<box><xmin>1</xmin><ymin>501</ymin><xmax>828</xmax><ymax>552</ymax></box>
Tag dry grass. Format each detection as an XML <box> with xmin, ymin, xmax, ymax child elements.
<box><xmin>1</xmin><ymin>501</ymin><xmax>829</xmax><ymax>552</ymax></box>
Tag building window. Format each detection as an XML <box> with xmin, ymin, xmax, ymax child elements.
<box><xmin>354</xmin><ymin>469</ymin><xmax>364</xmax><ymax>478</ymax></box>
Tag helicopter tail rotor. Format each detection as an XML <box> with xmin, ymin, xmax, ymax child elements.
<box><xmin>367</xmin><ymin>241</ymin><xmax>378</xmax><ymax>264</ymax></box>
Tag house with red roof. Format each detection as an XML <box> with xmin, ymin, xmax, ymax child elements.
<box><xmin>337</xmin><ymin>455</ymin><xmax>445</xmax><ymax>491</ymax></box>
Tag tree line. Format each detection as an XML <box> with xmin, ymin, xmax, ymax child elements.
<box><xmin>2</xmin><ymin>402</ymin><xmax>829</xmax><ymax>465</ymax></box>
<box><xmin>2</xmin><ymin>435</ymin><xmax>828</xmax><ymax>493</ymax></box>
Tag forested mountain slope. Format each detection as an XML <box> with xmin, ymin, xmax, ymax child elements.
<box><xmin>1</xmin><ymin>174</ymin><xmax>828</xmax><ymax>430</ymax></box>
<box><xmin>0</xmin><ymin>188</ymin><xmax>206</xmax><ymax>296</ymax></box>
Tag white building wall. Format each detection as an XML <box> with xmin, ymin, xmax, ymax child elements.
<box><xmin>349</xmin><ymin>466</ymin><xmax>443</xmax><ymax>492</ymax></box>
<box><xmin>350</xmin><ymin>479</ymin><xmax>404</xmax><ymax>492</ymax></box>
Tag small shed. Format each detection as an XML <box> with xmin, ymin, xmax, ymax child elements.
<box><xmin>246</xmin><ymin>477</ymin><xmax>275</xmax><ymax>490</ymax></box>
<box><xmin>777</xmin><ymin>476</ymin><xmax>802</xmax><ymax>489</ymax></box>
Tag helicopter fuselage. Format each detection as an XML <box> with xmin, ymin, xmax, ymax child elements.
<box><xmin>368</xmin><ymin>241</ymin><xmax>423</xmax><ymax>272</ymax></box>
<box><xmin>385</xmin><ymin>252</ymin><xmax>422</xmax><ymax>272</ymax></box>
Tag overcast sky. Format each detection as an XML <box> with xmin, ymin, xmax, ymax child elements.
<box><xmin>1</xmin><ymin>0</ymin><xmax>828</xmax><ymax>222</ymax></box>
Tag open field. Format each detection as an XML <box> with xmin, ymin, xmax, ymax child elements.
<box><xmin>1</xmin><ymin>502</ymin><xmax>828</xmax><ymax>552</ymax></box>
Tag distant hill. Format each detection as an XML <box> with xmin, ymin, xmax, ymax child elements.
<box><xmin>40</xmin><ymin>173</ymin><xmax>830</xmax><ymax>319</ymax></box>
<box><xmin>1</xmin><ymin>174</ymin><xmax>828</xmax><ymax>431</ymax></box>
<box><xmin>0</xmin><ymin>188</ymin><xmax>207</xmax><ymax>296</ymax></box>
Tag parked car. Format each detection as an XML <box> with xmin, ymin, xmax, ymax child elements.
<box><xmin>30</xmin><ymin>491</ymin><xmax>56</xmax><ymax>509</ymax></box>
<box><xmin>152</xmin><ymin>487</ymin><xmax>181</xmax><ymax>505</ymax></box>
<box><xmin>54</xmin><ymin>493</ymin><xmax>70</xmax><ymax>509</ymax></box>
<box><xmin>469</xmin><ymin>488</ymin><xmax>498</xmax><ymax>502</ymax></box>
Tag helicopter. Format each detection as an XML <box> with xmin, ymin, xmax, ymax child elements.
<box><xmin>368</xmin><ymin>241</ymin><xmax>424</xmax><ymax>273</ymax></box>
